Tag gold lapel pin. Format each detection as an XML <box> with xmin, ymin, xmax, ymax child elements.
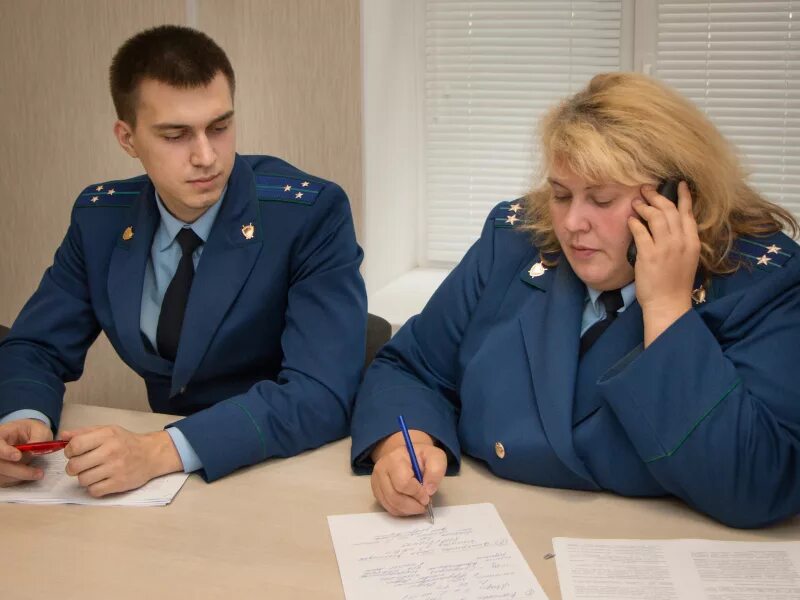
<box><xmin>122</xmin><ymin>226</ymin><xmax>134</xmax><ymax>241</ymax></box>
<box><xmin>241</xmin><ymin>223</ymin><xmax>255</xmax><ymax>240</ymax></box>
<box><xmin>529</xmin><ymin>261</ymin><xmax>547</xmax><ymax>278</ymax></box>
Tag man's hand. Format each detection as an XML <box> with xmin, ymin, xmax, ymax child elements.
<box><xmin>61</xmin><ymin>425</ymin><xmax>183</xmax><ymax>497</ymax></box>
<box><xmin>370</xmin><ymin>430</ymin><xmax>447</xmax><ymax>517</ymax></box>
<box><xmin>0</xmin><ymin>419</ymin><xmax>54</xmax><ymax>486</ymax></box>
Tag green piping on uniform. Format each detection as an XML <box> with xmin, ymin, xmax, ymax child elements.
<box><xmin>80</xmin><ymin>191</ymin><xmax>140</xmax><ymax>196</ymax></box>
<box><xmin>257</xmin><ymin>197</ymin><xmax>315</xmax><ymax>206</ymax></box>
<box><xmin>645</xmin><ymin>378</ymin><xmax>741</xmax><ymax>463</ymax></box>
<box><xmin>738</xmin><ymin>237</ymin><xmax>792</xmax><ymax>257</ymax></box>
<box><xmin>75</xmin><ymin>204</ymin><xmax>132</xmax><ymax>209</ymax></box>
<box><xmin>0</xmin><ymin>378</ymin><xmax>58</xmax><ymax>394</ymax></box>
<box><xmin>730</xmin><ymin>250</ymin><xmax>783</xmax><ymax>268</ymax></box>
<box><xmin>228</xmin><ymin>399</ymin><xmax>268</xmax><ymax>459</ymax></box>
<box><xmin>255</xmin><ymin>185</ymin><xmax>320</xmax><ymax>195</ymax></box>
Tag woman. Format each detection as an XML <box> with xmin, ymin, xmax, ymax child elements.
<box><xmin>350</xmin><ymin>73</ymin><xmax>800</xmax><ymax>528</ymax></box>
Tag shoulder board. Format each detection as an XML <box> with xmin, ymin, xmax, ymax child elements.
<box><xmin>731</xmin><ymin>237</ymin><xmax>794</xmax><ymax>270</ymax></box>
<box><xmin>254</xmin><ymin>173</ymin><xmax>327</xmax><ymax>206</ymax></box>
<box><xmin>75</xmin><ymin>175</ymin><xmax>148</xmax><ymax>208</ymax></box>
<box><xmin>491</xmin><ymin>199</ymin><xmax>526</xmax><ymax>229</ymax></box>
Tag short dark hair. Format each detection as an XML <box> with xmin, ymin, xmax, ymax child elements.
<box><xmin>110</xmin><ymin>25</ymin><xmax>235</xmax><ymax>125</ymax></box>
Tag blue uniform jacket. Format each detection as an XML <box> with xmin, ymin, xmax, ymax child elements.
<box><xmin>0</xmin><ymin>154</ymin><xmax>367</xmax><ymax>481</ymax></box>
<box><xmin>351</xmin><ymin>201</ymin><xmax>800</xmax><ymax>528</ymax></box>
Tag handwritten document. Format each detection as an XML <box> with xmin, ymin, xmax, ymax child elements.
<box><xmin>0</xmin><ymin>452</ymin><xmax>189</xmax><ymax>506</ymax></box>
<box><xmin>328</xmin><ymin>503</ymin><xmax>547</xmax><ymax>600</ymax></box>
<box><xmin>553</xmin><ymin>537</ymin><xmax>800</xmax><ymax>600</ymax></box>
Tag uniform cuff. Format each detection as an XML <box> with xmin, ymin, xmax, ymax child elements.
<box><xmin>166</xmin><ymin>425</ymin><xmax>203</xmax><ymax>473</ymax></box>
<box><xmin>0</xmin><ymin>409</ymin><xmax>51</xmax><ymax>429</ymax></box>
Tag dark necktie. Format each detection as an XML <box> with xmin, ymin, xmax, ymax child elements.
<box><xmin>579</xmin><ymin>289</ymin><xmax>624</xmax><ymax>358</ymax></box>
<box><xmin>157</xmin><ymin>228</ymin><xmax>203</xmax><ymax>361</ymax></box>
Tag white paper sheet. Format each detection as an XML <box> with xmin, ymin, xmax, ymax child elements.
<box><xmin>553</xmin><ymin>537</ymin><xmax>800</xmax><ymax>600</ymax></box>
<box><xmin>0</xmin><ymin>451</ymin><xmax>189</xmax><ymax>506</ymax></box>
<box><xmin>328</xmin><ymin>502</ymin><xmax>547</xmax><ymax>600</ymax></box>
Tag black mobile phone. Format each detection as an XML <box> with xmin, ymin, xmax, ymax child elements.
<box><xmin>626</xmin><ymin>179</ymin><xmax>680</xmax><ymax>266</ymax></box>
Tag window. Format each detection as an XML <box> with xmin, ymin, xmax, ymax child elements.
<box><xmin>424</xmin><ymin>0</ymin><xmax>626</xmax><ymax>264</ymax></box>
<box><xmin>362</xmin><ymin>0</ymin><xmax>800</xmax><ymax>326</ymax></box>
<box><xmin>655</xmin><ymin>1</ymin><xmax>800</xmax><ymax>215</ymax></box>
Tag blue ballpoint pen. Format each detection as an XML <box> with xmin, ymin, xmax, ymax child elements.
<box><xmin>397</xmin><ymin>415</ymin><xmax>435</xmax><ymax>524</ymax></box>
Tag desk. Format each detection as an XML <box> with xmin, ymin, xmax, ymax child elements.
<box><xmin>2</xmin><ymin>403</ymin><xmax>798</xmax><ymax>599</ymax></box>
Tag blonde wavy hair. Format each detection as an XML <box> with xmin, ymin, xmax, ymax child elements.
<box><xmin>524</xmin><ymin>72</ymin><xmax>797</xmax><ymax>274</ymax></box>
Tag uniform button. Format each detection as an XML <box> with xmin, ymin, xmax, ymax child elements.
<box><xmin>494</xmin><ymin>442</ymin><xmax>506</xmax><ymax>459</ymax></box>
<box><xmin>179</xmin><ymin>386</ymin><xmax>186</xmax><ymax>394</ymax></box>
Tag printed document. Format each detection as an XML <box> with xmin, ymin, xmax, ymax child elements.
<box><xmin>328</xmin><ymin>502</ymin><xmax>547</xmax><ymax>599</ymax></box>
<box><xmin>553</xmin><ymin>537</ymin><xmax>800</xmax><ymax>600</ymax></box>
<box><xmin>0</xmin><ymin>451</ymin><xmax>189</xmax><ymax>506</ymax></box>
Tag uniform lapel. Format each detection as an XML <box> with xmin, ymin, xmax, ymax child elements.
<box><xmin>170</xmin><ymin>155</ymin><xmax>263</xmax><ymax>397</ymax></box>
<box><xmin>106</xmin><ymin>183</ymin><xmax>173</xmax><ymax>376</ymax></box>
<box><xmin>573</xmin><ymin>301</ymin><xmax>643</xmax><ymax>424</ymax></box>
<box><xmin>585</xmin><ymin>300</ymin><xmax>643</xmax><ymax>367</ymax></box>
<box><xmin>518</xmin><ymin>258</ymin><xmax>598</xmax><ymax>485</ymax></box>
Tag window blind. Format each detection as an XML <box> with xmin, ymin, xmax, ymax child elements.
<box><xmin>424</xmin><ymin>0</ymin><xmax>624</xmax><ymax>264</ymax></box>
<box><xmin>656</xmin><ymin>1</ymin><xmax>800</xmax><ymax>219</ymax></box>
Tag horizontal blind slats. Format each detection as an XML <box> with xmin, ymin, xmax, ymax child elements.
<box><xmin>425</xmin><ymin>0</ymin><xmax>622</xmax><ymax>263</ymax></box>
<box><xmin>657</xmin><ymin>1</ymin><xmax>800</xmax><ymax>213</ymax></box>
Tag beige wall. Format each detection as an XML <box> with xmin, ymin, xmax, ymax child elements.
<box><xmin>0</xmin><ymin>0</ymin><xmax>362</xmax><ymax>412</ymax></box>
<box><xmin>200</xmin><ymin>0</ymin><xmax>363</xmax><ymax>223</ymax></box>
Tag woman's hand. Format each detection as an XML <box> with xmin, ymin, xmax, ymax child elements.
<box><xmin>628</xmin><ymin>181</ymin><xmax>701</xmax><ymax>347</ymax></box>
<box><xmin>370</xmin><ymin>430</ymin><xmax>447</xmax><ymax>517</ymax></box>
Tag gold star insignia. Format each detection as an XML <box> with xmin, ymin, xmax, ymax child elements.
<box><xmin>95</xmin><ymin>185</ymin><xmax>104</xmax><ymax>192</ymax></box>
<box><xmin>767</xmin><ymin>244</ymin><xmax>781</xmax><ymax>254</ymax></box>
<box><xmin>90</xmin><ymin>196</ymin><xmax>99</xmax><ymax>203</ymax></box>
<box><xmin>505</xmin><ymin>214</ymin><xmax>519</xmax><ymax>225</ymax></box>
<box><xmin>295</xmin><ymin>192</ymin><xmax>303</xmax><ymax>199</ymax></box>
<box><xmin>757</xmin><ymin>254</ymin><xmax>772</xmax><ymax>266</ymax></box>
<box><xmin>284</xmin><ymin>185</ymin><xmax>291</xmax><ymax>192</ymax></box>
<box><xmin>301</xmin><ymin>181</ymin><xmax>310</xmax><ymax>188</ymax></box>
<box><xmin>509</xmin><ymin>203</ymin><xmax>522</xmax><ymax>213</ymax></box>
<box><xmin>108</xmin><ymin>189</ymin><xmax>115</xmax><ymax>195</ymax></box>
<box><xmin>529</xmin><ymin>261</ymin><xmax>547</xmax><ymax>278</ymax></box>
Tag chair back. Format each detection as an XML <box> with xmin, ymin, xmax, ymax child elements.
<box><xmin>364</xmin><ymin>313</ymin><xmax>391</xmax><ymax>373</ymax></box>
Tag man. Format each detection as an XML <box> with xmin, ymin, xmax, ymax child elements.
<box><xmin>0</xmin><ymin>25</ymin><xmax>366</xmax><ymax>495</ymax></box>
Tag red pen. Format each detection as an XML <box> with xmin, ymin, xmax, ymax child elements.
<box><xmin>13</xmin><ymin>440</ymin><xmax>69</xmax><ymax>455</ymax></box>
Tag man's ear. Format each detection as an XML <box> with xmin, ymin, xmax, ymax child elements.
<box><xmin>113</xmin><ymin>120</ymin><xmax>139</xmax><ymax>158</ymax></box>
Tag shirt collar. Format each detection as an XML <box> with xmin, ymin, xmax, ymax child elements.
<box><xmin>153</xmin><ymin>186</ymin><xmax>227</xmax><ymax>252</ymax></box>
<box><xmin>586</xmin><ymin>281</ymin><xmax>637</xmax><ymax>314</ymax></box>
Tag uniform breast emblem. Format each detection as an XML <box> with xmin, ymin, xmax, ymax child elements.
<box><xmin>241</xmin><ymin>223</ymin><xmax>255</xmax><ymax>240</ymax></box>
<box><xmin>691</xmin><ymin>286</ymin><xmax>706</xmax><ymax>304</ymax></box>
<box><xmin>529</xmin><ymin>262</ymin><xmax>547</xmax><ymax>278</ymax></box>
<box><xmin>122</xmin><ymin>226</ymin><xmax>134</xmax><ymax>241</ymax></box>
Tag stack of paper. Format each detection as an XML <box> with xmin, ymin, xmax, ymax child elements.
<box><xmin>554</xmin><ymin>537</ymin><xmax>800</xmax><ymax>600</ymax></box>
<box><xmin>328</xmin><ymin>503</ymin><xmax>547</xmax><ymax>600</ymax></box>
<box><xmin>0</xmin><ymin>452</ymin><xmax>189</xmax><ymax>506</ymax></box>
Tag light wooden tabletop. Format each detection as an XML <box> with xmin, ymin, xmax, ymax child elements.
<box><xmin>1</xmin><ymin>403</ymin><xmax>798</xmax><ymax>600</ymax></box>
